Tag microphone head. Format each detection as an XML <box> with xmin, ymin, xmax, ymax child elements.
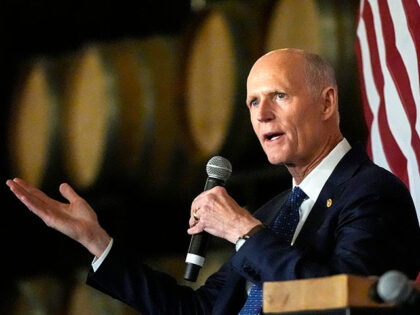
<box><xmin>377</xmin><ymin>270</ymin><xmax>413</xmax><ymax>303</ymax></box>
<box><xmin>206</xmin><ymin>156</ymin><xmax>232</xmax><ymax>181</ymax></box>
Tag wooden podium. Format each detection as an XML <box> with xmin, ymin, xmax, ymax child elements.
<box><xmin>263</xmin><ymin>274</ymin><xmax>401</xmax><ymax>314</ymax></box>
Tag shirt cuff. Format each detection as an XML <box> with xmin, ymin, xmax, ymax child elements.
<box><xmin>91</xmin><ymin>238</ymin><xmax>114</xmax><ymax>272</ymax></box>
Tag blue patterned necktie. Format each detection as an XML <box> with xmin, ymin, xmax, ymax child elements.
<box><xmin>238</xmin><ymin>186</ymin><xmax>308</xmax><ymax>315</ymax></box>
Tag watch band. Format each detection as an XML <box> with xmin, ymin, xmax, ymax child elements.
<box><xmin>235</xmin><ymin>224</ymin><xmax>266</xmax><ymax>251</ymax></box>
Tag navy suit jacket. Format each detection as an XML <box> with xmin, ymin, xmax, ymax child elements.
<box><xmin>87</xmin><ymin>144</ymin><xmax>420</xmax><ymax>314</ymax></box>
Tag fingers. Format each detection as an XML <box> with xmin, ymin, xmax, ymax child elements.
<box><xmin>192</xmin><ymin>208</ymin><xmax>200</xmax><ymax>221</ymax></box>
<box><xmin>193</xmin><ymin>186</ymin><xmax>226</xmax><ymax>202</ymax></box>
<box><xmin>187</xmin><ymin>220</ymin><xmax>205</xmax><ymax>235</ymax></box>
<box><xmin>6</xmin><ymin>178</ymin><xmax>36</xmax><ymax>203</ymax></box>
<box><xmin>8</xmin><ymin>178</ymin><xmax>56</xmax><ymax>207</ymax></box>
<box><xmin>6</xmin><ymin>179</ymin><xmax>27</xmax><ymax>202</ymax></box>
<box><xmin>7</xmin><ymin>178</ymin><xmax>81</xmax><ymax>206</ymax></box>
<box><xmin>6</xmin><ymin>178</ymin><xmax>49</xmax><ymax>217</ymax></box>
<box><xmin>188</xmin><ymin>186</ymin><xmax>257</xmax><ymax>242</ymax></box>
<box><xmin>6</xmin><ymin>178</ymin><xmax>109</xmax><ymax>255</ymax></box>
<box><xmin>59</xmin><ymin>183</ymin><xmax>81</xmax><ymax>203</ymax></box>
<box><xmin>8</xmin><ymin>178</ymin><xmax>65</xmax><ymax>208</ymax></box>
<box><xmin>189</xmin><ymin>208</ymin><xmax>201</xmax><ymax>227</ymax></box>
<box><xmin>189</xmin><ymin>213</ymin><xmax>197</xmax><ymax>227</ymax></box>
<box><xmin>189</xmin><ymin>187</ymin><xmax>226</xmax><ymax>228</ymax></box>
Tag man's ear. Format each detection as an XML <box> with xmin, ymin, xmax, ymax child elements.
<box><xmin>320</xmin><ymin>86</ymin><xmax>338</xmax><ymax>121</ymax></box>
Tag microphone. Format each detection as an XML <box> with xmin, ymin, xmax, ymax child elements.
<box><xmin>184</xmin><ymin>156</ymin><xmax>232</xmax><ymax>282</ymax></box>
<box><xmin>375</xmin><ymin>270</ymin><xmax>420</xmax><ymax>309</ymax></box>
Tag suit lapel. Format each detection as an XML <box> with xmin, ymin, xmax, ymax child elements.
<box><xmin>254</xmin><ymin>189</ymin><xmax>291</xmax><ymax>225</ymax></box>
<box><xmin>294</xmin><ymin>144</ymin><xmax>369</xmax><ymax>249</ymax></box>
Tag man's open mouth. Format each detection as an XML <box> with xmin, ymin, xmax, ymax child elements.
<box><xmin>264</xmin><ymin>132</ymin><xmax>285</xmax><ymax>141</ymax></box>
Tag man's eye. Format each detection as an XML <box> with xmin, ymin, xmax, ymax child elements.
<box><xmin>250</xmin><ymin>99</ymin><xmax>259</xmax><ymax>107</ymax></box>
<box><xmin>276</xmin><ymin>93</ymin><xmax>286</xmax><ymax>99</ymax></box>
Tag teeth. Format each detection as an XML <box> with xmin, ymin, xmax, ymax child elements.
<box><xmin>270</xmin><ymin>136</ymin><xmax>280</xmax><ymax>140</ymax></box>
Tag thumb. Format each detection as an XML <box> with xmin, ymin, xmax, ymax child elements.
<box><xmin>59</xmin><ymin>183</ymin><xmax>80</xmax><ymax>203</ymax></box>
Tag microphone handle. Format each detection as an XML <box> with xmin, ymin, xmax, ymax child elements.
<box><xmin>184</xmin><ymin>177</ymin><xmax>225</xmax><ymax>282</ymax></box>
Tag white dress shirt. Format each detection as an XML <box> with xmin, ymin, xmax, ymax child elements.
<box><xmin>291</xmin><ymin>138</ymin><xmax>351</xmax><ymax>245</ymax></box>
<box><xmin>92</xmin><ymin>238</ymin><xmax>114</xmax><ymax>272</ymax></box>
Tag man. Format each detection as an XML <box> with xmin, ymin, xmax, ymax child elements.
<box><xmin>7</xmin><ymin>49</ymin><xmax>420</xmax><ymax>314</ymax></box>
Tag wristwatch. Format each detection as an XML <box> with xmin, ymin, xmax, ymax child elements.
<box><xmin>235</xmin><ymin>224</ymin><xmax>266</xmax><ymax>251</ymax></box>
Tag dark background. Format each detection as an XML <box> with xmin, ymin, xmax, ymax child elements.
<box><xmin>0</xmin><ymin>0</ymin><xmax>366</xmax><ymax>313</ymax></box>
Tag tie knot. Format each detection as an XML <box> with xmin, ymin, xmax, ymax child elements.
<box><xmin>289</xmin><ymin>186</ymin><xmax>308</xmax><ymax>209</ymax></box>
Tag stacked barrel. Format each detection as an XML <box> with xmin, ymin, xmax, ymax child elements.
<box><xmin>7</xmin><ymin>1</ymin><xmax>358</xmax><ymax>313</ymax></box>
<box><xmin>7</xmin><ymin>0</ymin><xmax>355</xmax><ymax>195</ymax></box>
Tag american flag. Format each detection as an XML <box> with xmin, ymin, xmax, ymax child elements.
<box><xmin>355</xmin><ymin>0</ymin><xmax>420</xmax><ymax>225</ymax></box>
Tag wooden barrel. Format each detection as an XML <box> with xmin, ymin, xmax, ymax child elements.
<box><xmin>11</xmin><ymin>276</ymin><xmax>69</xmax><ymax>315</ymax></box>
<box><xmin>179</xmin><ymin>1</ymin><xmax>264</xmax><ymax>168</ymax></box>
<box><xmin>264</xmin><ymin>0</ymin><xmax>323</xmax><ymax>55</ymax></box>
<box><xmin>264</xmin><ymin>0</ymin><xmax>361</xmax><ymax>141</ymax></box>
<box><xmin>103</xmin><ymin>40</ymin><xmax>154</xmax><ymax>184</ymax></box>
<box><xmin>59</xmin><ymin>45</ymin><xmax>120</xmax><ymax>191</ymax></box>
<box><xmin>264</xmin><ymin>0</ymin><xmax>355</xmax><ymax>70</ymax></box>
<box><xmin>8</xmin><ymin>59</ymin><xmax>63</xmax><ymax>189</ymax></box>
<box><xmin>60</xmin><ymin>37</ymin><xmax>180</xmax><ymax>192</ymax></box>
<box><xmin>110</xmin><ymin>37</ymin><xmax>181</xmax><ymax>191</ymax></box>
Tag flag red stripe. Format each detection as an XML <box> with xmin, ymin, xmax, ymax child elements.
<box><xmin>362</xmin><ymin>1</ymin><xmax>410</xmax><ymax>187</ymax></box>
<box><xmin>402</xmin><ymin>0</ymin><xmax>420</xmax><ymax>85</ymax></box>
<box><xmin>379</xmin><ymin>1</ymin><xmax>420</xmax><ymax>167</ymax></box>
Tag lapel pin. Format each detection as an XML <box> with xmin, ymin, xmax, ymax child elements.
<box><xmin>326</xmin><ymin>198</ymin><xmax>332</xmax><ymax>208</ymax></box>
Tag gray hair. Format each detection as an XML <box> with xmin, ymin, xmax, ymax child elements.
<box><xmin>282</xmin><ymin>48</ymin><xmax>337</xmax><ymax>99</ymax></box>
<box><xmin>303</xmin><ymin>52</ymin><xmax>337</xmax><ymax>99</ymax></box>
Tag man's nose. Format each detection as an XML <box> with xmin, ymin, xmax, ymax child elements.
<box><xmin>256</xmin><ymin>99</ymin><xmax>275</xmax><ymax>122</ymax></box>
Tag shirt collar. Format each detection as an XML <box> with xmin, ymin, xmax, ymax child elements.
<box><xmin>293</xmin><ymin>138</ymin><xmax>351</xmax><ymax>202</ymax></box>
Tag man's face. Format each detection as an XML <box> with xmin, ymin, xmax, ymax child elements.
<box><xmin>246</xmin><ymin>52</ymin><xmax>325</xmax><ymax>166</ymax></box>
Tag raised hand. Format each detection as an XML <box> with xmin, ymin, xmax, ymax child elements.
<box><xmin>188</xmin><ymin>186</ymin><xmax>262</xmax><ymax>244</ymax></box>
<box><xmin>6</xmin><ymin>178</ymin><xmax>111</xmax><ymax>257</ymax></box>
